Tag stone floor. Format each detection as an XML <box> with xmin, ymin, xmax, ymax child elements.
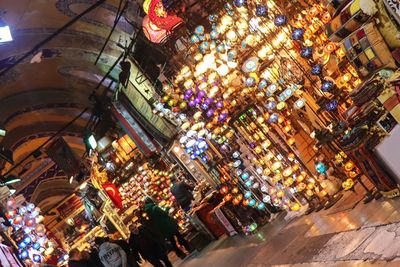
<box><xmin>175</xmin><ymin>184</ymin><xmax>400</xmax><ymax>267</ymax></box>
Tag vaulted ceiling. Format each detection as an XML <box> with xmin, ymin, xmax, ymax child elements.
<box><xmin>0</xmin><ymin>0</ymin><xmax>143</xmax><ymax>210</ymax></box>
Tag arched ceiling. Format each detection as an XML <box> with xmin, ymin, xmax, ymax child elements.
<box><xmin>0</xmin><ymin>0</ymin><xmax>143</xmax><ymax>209</ymax></box>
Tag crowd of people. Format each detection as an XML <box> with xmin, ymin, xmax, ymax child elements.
<box><xmin>68</xmin><ymin>178</ymin><xmax>195</xmax><ymax>267</ymax></box>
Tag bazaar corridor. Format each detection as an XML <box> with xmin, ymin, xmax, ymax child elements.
<box><xmin>177</xmin><ymin>186</ymin><xmax>400</xmax><ymax>267</ymax></box>
<box><xmin>2</xmin><ymin>0</ymin><xmax>400</xmax><ymax>266</ymax></box>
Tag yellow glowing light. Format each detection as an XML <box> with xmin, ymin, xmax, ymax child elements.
<box><xmin>257</xmin><ymin>116</ymin><xmax>265</xmax><ymax>124</ymax></box>
<box><xmin>263</xmin><ymin>168</ymin><xmax>271</xmax><ymax>176</ymax></box>
<box><xmin>306</xmin><ymin>189</ymin><xmax>314</xmax><ymax>196</ymax></box>
<box><xmin>266</xmin><ymin>151</ymin><xmax>274</xmax><ymax>160</ymax></box>
<box><xmin>343</xmin><ymin>73</ymin><xmax>352</xmax><ymax>82</ymax></box>
<box><xmin>226</xmin><ymin>30</ymin><xmax>237</xmax><ymax>41</ymax></box>
<box><xmin>297</xmin><ymin>183</ymin><xmax>306</xmax><ymax>191</ymax></box>
<box><xmin>282</xmin><ymin>167</ymin><xmax>293</xmax><ymax>177</ymax></box>
<box><xmin>221</xmin><ymin>15</ymin><xmax>233</xmax><ymax>26</ymax></box>
<box><xmin>262</xmin><ymin>140</ymin><xmax>271</xmax><ymax>149</ymax></box>
<box><xmin>297</xmin><ymin>174</ymin><xmax>305</xmax><ymax>182</ymax></box>
<box><xmin>288</xmin><ymin>138</ymin><xmax>295</xmax><ymax>145</ymax></box>
<box><xmin>271</xmin><ymin>161</ymin><xmax>282</xmax><ymax>171</ymax></box>
<box><xmin>276</xmin><ymin>190</ymin><xmax>284</xmax><ymax>198</ymax></box>
<box><xmin>217</xmin><ymin>64</ymin><xmax>229</xmax><ymax>76</ymax></box>
<box><xmin>194</xmin><ymin>53</ymin><xmax>203</xmax><ymax>61</ymax></box>
<box><xmin>291</xmin><ymin>203</ymin><xmax>301</xmax><ymax>211</ymax></box>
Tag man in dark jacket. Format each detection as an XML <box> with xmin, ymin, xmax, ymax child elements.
<box><xmin>170</xmin><ymin>177</ymin><xmax>194</xmax><ymax>212</ymax></box>
<box><xmin>129</xmin><ymin>223</ymin><xmax>172</xmax><ymax>267</ymax></box>
<box><xmin>68</xmin><ymin>249</ymin><xmax>93</xmax><ymax>267</ymax></box>
<box><xmin>144</xmin><ymin>197</ymin><xmax>191</xmax><ymax>259</ymax></box>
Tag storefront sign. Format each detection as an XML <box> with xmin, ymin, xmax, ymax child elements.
<box><xmin>121</xmin><ymin>60</ymin><xmax>176</xmax><ymax>140</ymax></box>
<box><xmin>113</xmin><ymin>102</ymin><xmax>157</xmax><ymax>157</ymax></box>
<box><xmin>127</xmin><ymin>59</ymin><xmax>156</xmax><ymax>100</ymax></box>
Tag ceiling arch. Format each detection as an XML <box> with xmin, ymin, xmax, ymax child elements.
<box><xmin>0</xmin><ymin>0</ymin><xmax>142</xmax><ymax>205</ymax></box>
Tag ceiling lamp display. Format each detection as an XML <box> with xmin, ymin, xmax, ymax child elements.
<box><xmin>153</xmin><ymin>0</ymin><xmax>393</xmax><ymax>223</ymax></box>
<box><xmin>6</xmin><ymin>197</ymin><xmax>57</xmax><ymax>266</ymax></box>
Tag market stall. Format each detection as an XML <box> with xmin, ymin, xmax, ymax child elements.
<box><xmin>150</xmin><ymin>0</ymin><xmax>400</xmax><ymax>233</ymax></box>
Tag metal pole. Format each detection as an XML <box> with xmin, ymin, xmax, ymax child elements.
<box><xmin>0</xmin><ymin>0</ymin><xmax>106</xmax><ymax>78</ymax></box>
<box><xmin>2</xmin><ymin>108</ymin><xmax>89</xmax><ymax>176</ymax></box>
<box><xmin>94</xmin><ymin>0</ymin><xmax>129</xmax><ymax>65</ymax></box>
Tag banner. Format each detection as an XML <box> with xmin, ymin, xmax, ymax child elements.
<box><xmin>102</xmin><ymin>183</ymin><xmax>123</xmax><ymax>209</ymax></box>
<box><xmin>45</xmin><ymin>137</ymin><xmax>80</xmax><ymax>177</ymax></box>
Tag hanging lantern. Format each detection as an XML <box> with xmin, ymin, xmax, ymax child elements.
<box><xmin>234</xmin><ymin>0</ymin><xmax>247</xmax><ymax>7</ymax></box>
<box><xmin>256</xmin><ymin>5</ymin><xmax>268</xmax><ymax>17</ymax></box>
<box><xmin>291</xmin><ymin>28</ymin><xmax>305</xmax><ymax>40</ymax></box>
<box><xmin>142</xmin><ymin>15</ymin><xmax>168</xmax><ymax>43</ymax></box>
<box><xmin>274</xmin><ymin>15</ymin><xmax>287</xmax><ymax>26</ymax></box>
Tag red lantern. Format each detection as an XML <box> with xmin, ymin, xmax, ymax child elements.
<box><xmin>148</xmin><ymin>0</ymin><xmax>183</xmax><ymax>31</ymax></box>
<box><xmin>13</xmin><ymin>215</ymin><xmax>23</xmax><ymax>225</ymax></box>
<box><xmin>25</xmin><ymin>218</ymin><xmax>36</xmax><ymax>227</ymax></box>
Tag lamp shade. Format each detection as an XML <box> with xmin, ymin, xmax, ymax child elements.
<box><xmin>148</xmin><ymin>0</ymin><xmax>183</xmax><ymax>31</ymax></box>
<box><xmin>142</xmin><ymin>15</ymin><xmax>168</xmax><ymax>43</ymax></box>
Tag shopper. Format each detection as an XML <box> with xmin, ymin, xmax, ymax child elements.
<box><xmin>112</xmin><ymin>238</ymin><xmax>140</xmax><ymax>267</ymax></box>
<box><xmin>170</xmin><ymin>176</ymin><xmax>194</xmax><ymax>212</ymax></box>
<box><xmin>144</xmin><ymin>197</ymin><xmax>191</xmax><ymax>259</ymax></box>
<box><xmin>95</xmin><ymin>237</ymin><xmax>128</xmax><ymax>267</ymax></box>
<box><xmin>128</xmin><ymin>223</ymin><xmax>172</xmax><ymax>267</ymax></box>
<box><xmin>68</xmin><ymin>249</ymin><xmax>92</xmax><ymax>267</ymax></box>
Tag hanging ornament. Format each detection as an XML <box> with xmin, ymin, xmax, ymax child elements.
<box><xmin>300</xmin><ymin>46</ymin><xmax>313</xmax><ymax>59</ymax></box>
<box><xmin>325</xmin><ymin>99</ymin><xmax>338</xmax><ymax>111</ymax></box>
<box><xmin>294</xmin><ymin>98</ymin><xmax>306</xmax><ymax>109</ymax></box>
<box><xmin>256</xmin><ymin>5</ymin><xmax>268</xmax><ymax>17</ymax></box>
<box><xmin>274</xmin><ymin>15</ymin><xmax>287</xmax><ymax>26</ymax></box>
<box><xmin>311</xmin><ymin>64</ymin><xmax>323</xmax><ymax>75</ymax></box>
<box><xmin>234</xmin><ymin>0</ymin><xmax>247</xmax><ymax>7</ymax></box>
<box><xmin>321</xmin><ymin>80</ymin><xmax>334</xmax><ymax>92</ymax></box>
<box><xmin>291</xmin><ymin>28</ymin><xmax>305</xmax><ymax>40</ymax></box>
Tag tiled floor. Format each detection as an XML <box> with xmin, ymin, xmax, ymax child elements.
<box><xmin>174</xmin><ymin>188</ymin><xmax>400</xmax><ymax>267</ymax></box>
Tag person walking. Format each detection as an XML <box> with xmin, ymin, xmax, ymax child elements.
<box><xmin>170</xmin><ymin>177</ymin><xmax>194</xmax><ymax>212</ymax></box>
<box><xmin>95</xmin><ymin>237</ymin><xmax>128</xmax><ymax>267</ymax></box>
<box><xmin>128</xmin><ymin>223</ymin><xmax>172</xmax><ymax>267</ymax></box>
<box><xmin>68</xmin><ymin>249</ymin><xmax>93</xmax><ymax>267</ymax></box>
<box><xmin>144</xmin><ymin>197</ymin><xmax>191</xmax><ymax>259</ymax></box>
<box><xmin>113</xmin><ymin>238</ymin><xmax>140</xmax><ymax>267</ymax></box>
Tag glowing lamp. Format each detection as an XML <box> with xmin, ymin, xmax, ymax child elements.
<box><xmin>233</xmin><ymin>198</ymin><xmax>241</xmax><ymax>205</ymax></box>
<box><xmin>345</xmin><ymin>161</ymin><xmax>355</xmax><ymax>172</ymax></box>
<box><xmin>315</xmin><ymin>162</ymin><xmax>327</xmax><ymax>174</ymax></box>
<box><xmin>306</xmin><ymin>189</ymin><xmax>314</xmax><ymax>197</ymax></box>
<box><xmin>244</xmin><ymin>191</ymin><xmax>252</xmax><ymax>199</ymax></box>
<box><xmin>274</xmin><ymin>15</ymin><xmax>287</xmax><ymax>26</ymax></box>
<box><xmin>288</xmin><ymin>138</ymin><xmax>295</xmax><ymax>145</ymax></box>
<box><xmin>20</xmin><ymin>250</ymin><xmax>29</xmax><ymax>259</ymax></box>
<box><xmin>271</xmin><ymin>161</ymin><xmax>282</xmax><ymax>171</ymax></box>
<box><xmin>291</xmin><ymin>203</ymin><xmax>301</xmax><ymax>211</ymax></box>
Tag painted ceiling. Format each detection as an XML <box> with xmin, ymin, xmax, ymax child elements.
<box><xmin>0</xmin><ymin>0</ymin><xmax>144</xmax><ymax>211</ymax></box>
